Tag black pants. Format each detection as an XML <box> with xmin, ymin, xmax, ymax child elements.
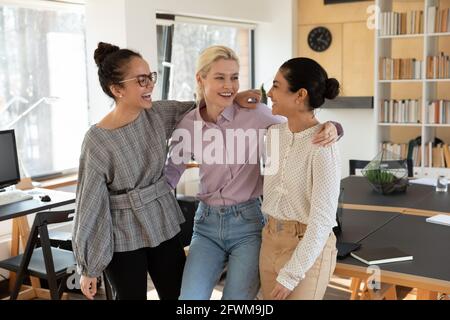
<box><xmin>104</xmin><ymin>233</ymin><xmax>186</xmax><ymax>300</ymax></box>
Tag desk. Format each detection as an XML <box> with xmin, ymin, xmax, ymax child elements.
<box><xmin>335</xmin><ymin>210</ymin><xmax>450</xmax><ymax>299</ymax></box>
<box><xmin>342</xmin><ymin>176</ymin><xmax>450</xmax><ymax>217</ymax></box>
<box><xmin>0</xmin><ymin>189</ymin><xmax>75</xmax><ymax>222</ymax></box>
<box><xmin>402</xmin><ymin>190</ymin><xmax>450</xmax><ymax>217</ymax></box>
<box><xmin>337</xmin><ymin>209</ymin><xmax>400</xmax><ymax>244</ymax></box>
<box><xmin>0</xmin><ymin>188</ymin><xmax>75</xmax><ymax>299</ymax></box>
<box><xmin>38</xmin><ymin>173</ymin><xmax>78</xmax><ymax>190</ymax></box>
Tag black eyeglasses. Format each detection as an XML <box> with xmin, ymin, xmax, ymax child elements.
<box><xmin>119</xmin><ymin>72</ymin><xmax>157</xmax><ymax>87</ymax></box>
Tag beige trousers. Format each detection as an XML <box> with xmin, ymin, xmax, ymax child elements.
<box><xmin>259</xmin><ymin>216</ymin><xmax>337</xmax><ymax>300</ymax></box>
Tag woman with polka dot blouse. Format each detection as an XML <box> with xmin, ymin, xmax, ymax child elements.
<box><xmin>260</xmin><ymin>57</ymin><xmax>341</xmax><ymax>300</ymax></box>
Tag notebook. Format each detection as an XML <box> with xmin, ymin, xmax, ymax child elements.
<box><xmin>350</xmin><ymin>246</ymin><xmax>413</xmax><ymax>265</ymax></box>
<box><xmin>426</xmin><ymin>214</ymin><xmax>450</xmax><ymax>227</ymax></box>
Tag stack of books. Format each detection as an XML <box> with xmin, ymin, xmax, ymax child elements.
<box><xmin>426</xmin><ymin>53</ymin><xmax>450</xmax><ymax>79</ymax></box>
<box><xmin>379</xmin><ymin>11</ymin><xmax>424</xmax><ymax>36</ymax></box>
<box><xmin>379</xmin><ymin>142</ymin><xmax>409</xmax><ymax>160</ymax></box>
<box><xmin>424</xmin><ymin>142</ymin><xmax>450</xmax><ymax>168</ymax></box>
<box><xmin>380</xmin><ymin>99</ymin><xmax>421</xmax><ymax>123</ymax></box>
<box><xmin>380</xmin><ymin>57</ymin><xmax>423</xmax><ymax>80</ymax></box>
<box><xmin>427</xmin><ymin>100</ymin><xmax>450</xmax><ymax>124</ymax></box>
<box><xmin>427</xmin><ymin>6</ymin><xmax>450</xmax><ymax>33</ymax></box>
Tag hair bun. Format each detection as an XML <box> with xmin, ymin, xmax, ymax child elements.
<box><xmin>94</xmin><ymin>42</ymin><xmax>120</xmax><ymax>67</ymax></box>
<box><xmin>324</xmin><ymin>78</ymin><xmax>340</xmax><ymax>100</ymax></box>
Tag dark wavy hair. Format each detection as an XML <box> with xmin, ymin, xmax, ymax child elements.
<box><xmin>93</xmin><ymin>42</ymin><xmax>142</xmax><ymax>99</ymax></box>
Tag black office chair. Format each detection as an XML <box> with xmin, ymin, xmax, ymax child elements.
<box><xmin>36</xmin><ymin>220</ymin><xmax>109</xmax><ymax>299</ymax></box>
<box><xmin>0</xmin><ymin>210</ymin><xmax>76</xmax><ymax>300</ymax></box>
<box><xmin>349</xmin><ymin>159</ymin><xmax>414</xmax><ymax>178</ymax></box>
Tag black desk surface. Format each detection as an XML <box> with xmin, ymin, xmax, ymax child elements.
<box><xmin>341</xmin><ymin>214</ymin><xmax>450</xmax><ymax>282</ymax></box>
<box><xmin>0</xmin><ymin>188</ymin><xmax>75</xmax><ymax>222</ymax></box>
<box><xmin>341</xmin><ymin>176</ymin><xmax>434</xmax><ymax>209</ymax></box>
<box><xmin>338</xmin><ymin>209</ymin><xmax>400</xmax><ymax>244</ymax></box>
<box><xmin>404</xmin><ymin>190</ymin><xmax>450</xmax><ymax>214</ymax></box>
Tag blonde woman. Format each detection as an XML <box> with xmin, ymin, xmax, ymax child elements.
<box><xmin>260</xmin><ymin>57</ymin><xmax>341</xmax><ymax>300</ymax></box>
<box><xmin>165</xmin><ymin>47</ymin><xmax>343</xmax><ymax>300</ymax></box>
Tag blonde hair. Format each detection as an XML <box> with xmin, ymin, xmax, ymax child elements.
<box><xmin>195</xmin><ymin>45</ymin><xmax>240</xmax><ymax>103</ymax></box>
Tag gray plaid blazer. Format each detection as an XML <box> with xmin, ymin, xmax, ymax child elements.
<box><xmin>72</xmin><ymin>100</ymin><xmax>195</xmax><ymax>277</ymax></box>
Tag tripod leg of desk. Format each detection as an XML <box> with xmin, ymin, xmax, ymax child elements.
<box><xmin>350</xmin><ymin>277</ymin><xmax>362</xmax><ymax>300</ymax></box>
<box><xmin>9</xmin><ymin>219</ymin><xmax>20</xmax><ymax>292</ymax></box>
<box><xmin>9</xmin><ymin>217</ymin><xmax>41</xmax><ymax>292</ymax></box>
<box><xmin>16</xmin><ymin>216</ymin><xmax>41</xmax><ymax>289</ymax></box>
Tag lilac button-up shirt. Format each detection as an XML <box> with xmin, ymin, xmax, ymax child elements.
<box><xmin>165</xmin><ymin>103</ymin><xmax>284</xmax><ymax>206</ymax></box>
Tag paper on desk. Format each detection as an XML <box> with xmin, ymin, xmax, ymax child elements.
<box><xmin>426</xmin><ymin>214</ymin><xmax>450</xmax><ymax>227</ymax></box>
<box><xmin>409</xmin><ymin>178</ymin><xmax>437</xmax><ymax>186</ymax></box>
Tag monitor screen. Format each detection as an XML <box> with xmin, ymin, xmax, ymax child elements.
<box><xmin>0</xmin><ymin>130</ymin><xmax>21</xmax><ymax>189</ymax></box>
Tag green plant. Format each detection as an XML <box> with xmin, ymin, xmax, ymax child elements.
<box><xmin>260</xmin><ymin>84</ymin><xmax>268</xmax><ymax>105</ymax></box>
<box><xmin>363</xmin><ymin>169</ymin><xmax>397</xmax><ymax>184</ymax></box>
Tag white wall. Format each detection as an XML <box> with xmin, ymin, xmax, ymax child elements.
<box><xmin>85</xmin><ymin>0</ymin><xmax>297</xmax><ymax>123</ymax></box>
<box><xmin>85</xmin><ymin>0</ymin><xmax>127</xmax><ymax>122</ymax></box>
<box><xmin>316</xmin><ymin>109</ymin><xmax>377</xmax><ymax>177</ymax></box>
<box><xmin>254</xmin><ymin>0</ymin><xmax>297</xmax><ymax>88</ymax></box>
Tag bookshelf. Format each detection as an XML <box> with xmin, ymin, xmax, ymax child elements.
<box><xmin>375</xmin><ymin>0</ymin><xmax>450</xmax><ymax>178</ymax></box>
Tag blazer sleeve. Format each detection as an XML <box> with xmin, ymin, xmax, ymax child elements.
<box><xmin>151</xmin><ymin>100</ymin><xmax>196</xmax><ymax>139</ymax></box>
<box><xmin>72</xmin><ymin>145</ymin><xmax>114</xmax><ymax>278</ymax></box>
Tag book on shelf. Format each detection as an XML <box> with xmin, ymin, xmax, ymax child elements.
<box><xmin>380</xmin><ymin>57</ymin><xmax>423</xmax><ymax>80</ymax></box>
<box><xmin>350</xmin><ymin>246</ymin><xmax>413</xmax><ymax>265</ymax></box>
<box><xmin>445</xmin><ymin>144</ymin><xmax>450</xmax><ymax>168</ymax></box>
<box><xmin>379</xmin><ymin>11</ymin><xmax>424</xmax><ymax>36</ymax></box>
<box><xmin>380</xmin><ymin>140</ymin><xmax>429</xmax><ymax>167</ymax></box>
<box><xmin>427</xmin><ymin>53</ymin><xmax>450</xmax><ymax>79</ymax></box>
<box><xmin>427</xmin><ymin>100</ymin><xmax>450</xmax><ymax>124</ymax></box>
<box><xmin>427</xmin><ymin>6</ymin><xmax>450</xmax><ymax>33</ymax></box>
<box><xmin>380</xmin><ymin>99</ymin><xmax>421</xmax><ymax>123</ymax></box>
<box><xmin>380</xmin><ymin>142</ymin><xmax>411</xmax><ymax>163</ymax></box>
<box><xmin>382</xmin><ymin>142</ymin><xmax>450</xmax><ymax>169</ymax></box>
<box><xmin>425</xmin><ymin>142</ymin><xmax>450</xmax><ymax>168</ymax></box>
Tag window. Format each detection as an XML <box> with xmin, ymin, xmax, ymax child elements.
<box><xmin>156</xmin><ymin>15</ymin><xmax>255</xmax><ymax>101</ymax></box>
<box><xmin>0</xmin><ymin>1</ymin><xmax>88</xmax><ymax>178</ymax></box>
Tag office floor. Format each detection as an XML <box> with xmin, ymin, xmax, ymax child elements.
<box><xmin>63</xmin><ymin>275</ymin><xmax>419</xmax><ymax>300</ymax></box>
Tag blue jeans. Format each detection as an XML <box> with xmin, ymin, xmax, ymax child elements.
<box><xmin>179</xmin><ymin>198</ymin><xmax>264</xmax><ymax>300</ymax></box>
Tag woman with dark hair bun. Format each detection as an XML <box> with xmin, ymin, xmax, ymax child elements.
<box><xmin>259</xmin><ymin>57</ymin><xmax>342</xmax><ymax>300</ymax></box>
<box><xmin>72</xmin><ymin>42</ymin><xmax>257</xmax><ymax>300</ymax></box>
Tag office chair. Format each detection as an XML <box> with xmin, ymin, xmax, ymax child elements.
<box><xmin>33</xmin><ymin>212</ymin><xmax>110</xmax><ymax>299</ymax></box>
<box><xmin>0</xmin><ymin>210</ymin><xmax>76</xmax><ymax>300</ymax></box>
<box><xmin>349</xmin><ymin>158</ymin><xmax>414</xmax><ymax>178</ymax></box>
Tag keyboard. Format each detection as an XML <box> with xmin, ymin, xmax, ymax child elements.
<box><xmin>0</xmin><ymin>190</ymin><xmax>34</xmax><ymax>206</ymax></box>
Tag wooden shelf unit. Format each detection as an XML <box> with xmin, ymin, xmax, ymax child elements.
<box><xmin>375</xmin><ymin>0</ymin><xmax>450</xmax><ymax>178</ymax></box>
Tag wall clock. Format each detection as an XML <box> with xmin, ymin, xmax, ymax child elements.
<box><xmin>308</xmin><ymin>26</ymin><xmax>332</xmax><ymax>52</ymax></box>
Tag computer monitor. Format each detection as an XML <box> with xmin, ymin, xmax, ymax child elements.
<box><xmin>0</xmin><ymin>130</ymin><xmax>21</xmax><ymax>190</ymax></box>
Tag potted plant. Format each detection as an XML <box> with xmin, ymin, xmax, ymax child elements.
<box><xmin>361</xmin><ymin>150</ymin><xmax>409</xmax><ymax>195</ymax></box>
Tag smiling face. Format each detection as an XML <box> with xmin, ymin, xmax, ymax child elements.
<box><xmin>197</xmin><ymin>58</ymin><xmax>239</xmax><ymax>112</ymax></box>
<box><xmin>267</xmin><ymin>70</ymin><xmax>303</xmax><ymax>117</ymax></box>
<box><xmin>111</xmin><ymin>57</ymin><xmax>155</xmax><ymax>110</ymax></box>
